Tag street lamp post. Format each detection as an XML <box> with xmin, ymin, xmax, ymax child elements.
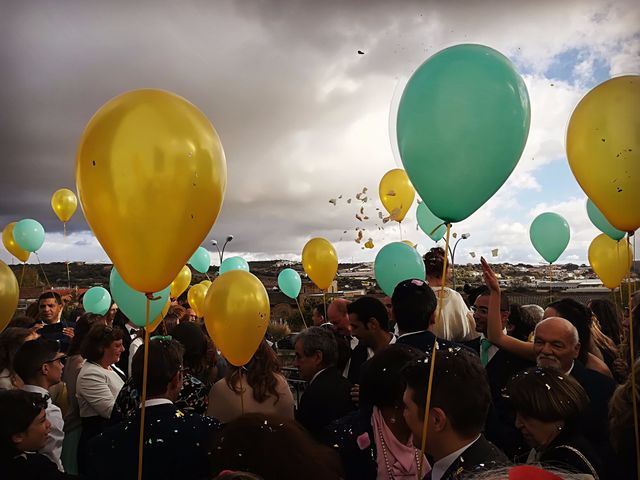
<box><xmin>211</xmin><ymin>235</ymin><xmax>234</xmax><ymax>264</ymax></box>
<box><xmin>447</xmin><ymin>233</ymin><xmax>470</xmax><ymax>290</ymax></box>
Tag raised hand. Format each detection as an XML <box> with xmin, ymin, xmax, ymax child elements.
<box><xmin>480</xmin><ymin>256</ymin><xmax>500</xmax><ymax>293</ymax></box>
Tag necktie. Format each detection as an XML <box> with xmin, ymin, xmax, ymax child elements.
<box><xmin>480</xmin><ymin>338</ymin><xmax>492</xmax><ymax>367</ymax></box>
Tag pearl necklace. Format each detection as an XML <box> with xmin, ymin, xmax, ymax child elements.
<box><xmin>375</xmin><ymin>419</ymin><xmax>422</xmax><ymax>479</ymax></box>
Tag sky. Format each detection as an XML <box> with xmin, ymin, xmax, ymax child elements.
<box><xmin>1</xmin><ymin>0</ymin><xmax>638</xmax><ymax>267</ymax></box>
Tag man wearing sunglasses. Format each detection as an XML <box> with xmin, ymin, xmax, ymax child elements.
<box><xmin>13</xmin><ymin>339</ymin><xmax>66</xmax><ymax>472</ymax></box>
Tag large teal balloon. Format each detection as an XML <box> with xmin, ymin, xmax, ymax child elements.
<box><xmin>416</xmin><ymin>202</ymin><xmax>446</xmax><ymax>241</ymax></box>
<box><xmin>13</xmin><ymin>219</ymin><xmax>45</xmax><ymax>252</ymax></box>
<box><xmin>219</xmin><ymin>256</ymin><xmax>249</xmax><ymax>275</ymax></box>
<box><xmin>82</xmin><ymin>287</ymin><xmax>112</xmax><ymax>316</ymax></box>
<box><xmin>374</xmin><ymin>242</ymin><xmax>426</xmax><ymax>296</ymax></box>
<box><xmin>586</xmin><ymin>198</ymin><xmax>625</xmax><ymax>241</ymax></box>
<box><xmin>397</xmin><ymin>44</ymin><xmax>530</xmax><ymax>223</ymax></box>
<box><xmin>189</xmin><ymin>246</ymin><xmax>211</xmax><ymax>274</ymax></box>
<box><xmin>109</xmin><ymin>268</ymin><xmax>170</xmax><ymax>327</ymax></box>
<box><xmin>278</xmin><ymin>268</ymin><xmax>302</xmax><ymax>299</ymax></box>
<box><xmin>529</xmin><ymin>212</ymin><xmax>571</xmax><ymax>264</ymax></box>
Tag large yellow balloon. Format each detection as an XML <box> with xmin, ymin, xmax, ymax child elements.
<box><xmin>302</xmin><ymin>237</ymin><xmax>338</xmax><ymax>290</ymax></box>
<box><xmin>203</xmin><ymin>270</ymin><xmax>269</xmax><ymax>366</ymax></box>
<box><xmin>588</xmin><ymin>234</ymin><xmax>632</xmax><ymax>289</ymax></box>
<box><xmin>379</xmin><ymin>169</ymin><xmax>415</xmax><ymax>222</ymax></box>
<box><xmin>0</xmin><ymin>260</ymin><xmax>19</xmax><ymax>333</ymax></box>
<box><xmin>51</xmin><ymin>188</ymin><xmax>78</xmax><ymax>223</ymax></box>
<box><xmin>2</xmin><ymin>223</ymin><xmax>29</xmax><ymax>263</ymax></box>
<box><xmin>170</xmin><ymin>266</ymin><xmax>192</xmax><ymax>298</ymax></box>
<box><xmin>567</xmin><ymin>76</ymin><xmax>640</xmax><ymax>233</ymax></box>
<box><xmin>76</xmin><ymin>89</ymin><xmax>227</xmax><ymax>293</ymax></box>
<box><xmin>187</xmin><ymin>284</ymin><xmax>208</xmax><ymax>318</ymax></box>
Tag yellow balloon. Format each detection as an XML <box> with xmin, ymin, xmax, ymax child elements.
<box><xmin>567</xmin><ymin>76</ymin><xmax>640</xmax><ymax>233</ymax></box>
<box><xmin>302</xmin><ymin>237</ymin><xmax>338</xmax><ymax>290</ymax></box>
<box><xmin>402</xmin><ymin>240</ymin><xmax>417</xmax><ymax>249</ymax></box>
<box><xmin>199</xmin><ymin>280</ymin><xmax>212</xmax><ymax>289</ymax></box>
<box><xmin>187</xmin><ymin>284</ymin><xmax>208</xmax><ymax>318</ymax></box>
<box><xmin>379</xmin><ymin>168</ymin><xmax>415</xmax><ymax>223</ymax></box>
<box><xmin>0</xmin><ymin>260</ymin><xmax>19</xmax><ymax>333</ymax></box>
<box><xmin>51</xmin><ymin>188</ymin><xmax>78</xmax><ymax>223</ymax></box>
<box><xmin>588</xmin><ymin>234</ymin><xmax>632</xmax><ymax>289</ymax></box>
<box><xmin>170</xmin><ymin>266</ymin><xmax>192</xmax><ymax>298</ymax></box>
<box><xmin>76</xmin><ymin>89</ymin><xmax>227</xmax><ymax>293</ymax></box>
<box><xmin>2</xmin><ymin>223</ymin><xmax>30</xmax><ymax>263</ymax></box>
<box><xmin>146</xmin><ymin>299</ymin><xmax>171</xmax><ymax>333</ymax></box>
<box><xmin>203</xmin><ymin>270</ymin><xmax>269</xmax><ymax>366</ymax></box>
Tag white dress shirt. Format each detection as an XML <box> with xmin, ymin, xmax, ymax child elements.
<box><xmin>431</xmin><ymin>435</ymin><xmax>481</xmax><ymax>480</ymax></box>
<box><xmin>76</xmin><ymin>362</ymin><xmax>124</xmax><ymax>419</ymax></box>
<box><xmin>22</xmin><ymin>384</ymin><xmax>65</xmax><ymax>471</ymax></box>
<box><xmin>479</xmin><ymin>330</ymin><xmax>507</xmax><ymax>365</ymax></box>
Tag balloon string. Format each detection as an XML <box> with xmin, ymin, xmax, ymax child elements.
<box><xmin>239</xmin><ymin>373</ymin><xmax>245</xmax><ymax>415</ymax></box>
<box><xmin>295</xmin><ymin>298</ymin><xmax>307</xmax><ymax>329</ymax></box>
<box><xmin>626</xmin><ymin>235</ymin><xmax>640</xmax><ymax>480</ymax></box>
<box><xmin>64</xmin><ymin>223</ymin><xmax>71</xmax><ymax>289</ymax></box>
<box><xmin>19</xmin><ymin>262</ymin><xmax>26</xmax><ymax>288</ymax></box>
<box><xmin>548</xmin><ymin>264</ymin><xmax>553</xmax><ymax>304</ymax></box>
<box><xmin>137</xmin><ymin>296</ymin><xmax>152</xmax><ymax>480</ymax></box>
<box><xmin>323</xmin><ymin>291</ymin><xmax>327</xmax><ymax>322</ymax></box>
<box><xmin>429</xmin><ymin>222</ymin><xmax>447</xmax><ymax>237</ymax></box>
<box><xmin>205</xmin><ymin>272</ymin><xmax>211</xmax><ymax>281</ymax></box>
<box><xmin>34</xmin><ymin>253</ymin><xmax>51</xmax><ymax>289</ymax></box>
<box><xmin>399</xmin><ymin>221</ymin><xmax>403</xmax><ymax>241</ymax></box>
<box><xmin>418</xmin><ymin>223</ymin><xmax>450</xmax><ymax>479</ymax></box>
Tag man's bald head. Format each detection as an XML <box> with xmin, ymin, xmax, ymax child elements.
<box><xmin>533</xmin><ymin>317</ymin><xmax>580</xmax><ymax>372</ymax></box>
<box><xmin>327</xmin><ymin>298</ymin><xmax>351</xmax><ymax>335</ymax></box>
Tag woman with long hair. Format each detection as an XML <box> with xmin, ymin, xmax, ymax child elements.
<box><xmin>207</xmin><ymin>340</ymin><xmax>293</xmax><ymax>422</ymax></box>
<box><xmin>589</xmin><ymin>298</ymin><xmax>622</xmax><ymax>345</ymax></box>
<box><xmin>0</xmin><ymin>327</ymin><xmax>39</xmax><ymax>390</ymax></box>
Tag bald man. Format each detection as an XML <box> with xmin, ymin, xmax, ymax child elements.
<box><xmin>327</xmin><ymin>299</ymin><xmax>352</xmax><ymax>337</ymax></box>
<box><xmin>533</xmin><ymin>317</ymin><xmax>615</xmax><ymax>458</ymax></box>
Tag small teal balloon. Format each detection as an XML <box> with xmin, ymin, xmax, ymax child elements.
<box><xmin>82</xmin><ymin>287</ymin><xmax>112</xmax><ymax>316</ymax></box>
<box><xmin>13</xmin><ymin>219</ymin><xmax>45</xmax><ymax>252</ymax></box>
<box><xmin>278</xmin><ymin>268</ymin><xmax>302</xmax><ymax>299</ymax></box>
<box><xmin>529</xmin><ymin>212</ymin><xmax>571</xmax><ymax>264</ymax></box>
<box><xmin>189</xmin><ymin>246</ymin><xmax>211</xmax><ymax>274</ymax></box>
<box><xmin>219</xmin><ymin>256</ymin><xmax>250</xmax><ymax>275</ymax></box>
<box><xmin>416</xmin><ymin>202</ymin><xmax>446</xmax><ymax>241</ymax></box>
<box><xmin>109</xmin><ymin>268</ymin><xmax>170</xmax><ymax>327</ymax></box>
<box><xmin>397</xmin><ymin>44</ymin><xmax>530</xmax><ymax>223</ymax></box>
<box><xmin>374</xmin><ymin>242</ymin><xmax>426</xmax><ymax>296</ymax></box>
<box><xmin>586</xmin><ymin>198</ymin><xmax>625</xmax><ymax>241</ymax></box>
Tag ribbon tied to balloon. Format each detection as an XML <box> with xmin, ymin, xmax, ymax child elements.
<box><xmin>76</xmin><ymin>88</ymin><xmax>227</xmax><ymax>294</ymax></box>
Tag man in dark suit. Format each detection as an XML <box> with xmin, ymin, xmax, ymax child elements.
<box><xmin>402</xmin><ymin>348</ymin><xmax>507</xmax><ymax>480</ymax></box>
<box><xmin>87</xmin><ymin>337</ymin><xmax>219</xmax><ymax>480</ymax></box>
<box><xmin>466</xmin><ymin>286</ymin><xmax>533</xmax><ymax>458</ymax></box>
<box><xmin>294</xmin><ymin>327</ymin><xmax>355</xmax><ymax>439</ymax></box>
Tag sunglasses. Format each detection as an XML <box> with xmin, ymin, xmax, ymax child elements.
<box><xmin>43</xmin><ymin>354</ymin><xmax>68</xmax><ymax>365</ymax></box>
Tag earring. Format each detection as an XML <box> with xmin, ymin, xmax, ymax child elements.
<box><xmin>556</xmin><ymin>424</ymin><xmax>563</xmax><ymax>432</ymax></box>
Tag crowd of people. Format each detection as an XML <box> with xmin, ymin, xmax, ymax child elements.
<box><xmin>0</xmin><ymin>246</ymin><xmax>638</xmax><ymax>480</ymax></box>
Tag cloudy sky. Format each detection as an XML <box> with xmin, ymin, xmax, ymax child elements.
<box><xmin>1</xmin><ymin>0</ymin><xmax>638</xmax><ymax>267</ymax></box>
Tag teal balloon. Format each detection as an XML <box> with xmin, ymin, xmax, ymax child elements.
<box><xmin>278</xmin><ymin>268</ymin><xmax>302</xmax><ymax>299</ymax></box>
<box><xmin>374</xmin><ymin>242</ymin><xmax>426</xmax><ymax>296</ymax></box>
<box><xmin>397</xmin><ymin>44</ymin><xmax>530</xmax><ymax>223</ymax></box>
<box><xmin>529</xmin><ymin>212</ymin><xmax>571</xmax><ymax>264</ymax></box>
<box><xmin>189</xmin><ymin>247</ymin><xmax>211</xmax><ymax>274</ymax></box>
<box><xmin>586</xmin><ymin>198</ymin><xmax>625</xmax><ymax>241</ymax></box>
<box><xmin>13</xmin><ymin>219</ymin><xmax>45</xmax><ymax>252</ymax></box>
<box><xmin>219</xmin><ymin>256</ymin><xmax>249</xmax><ymax>275</ymax></box>
<box><xmin>109</xmin><ymin>268</ymin><xmax>170</xmax><ymax>327</ymax></box>
<box><xmin>416</xmin><ymin>202</ymin><xmax>446</xmax><ymax>241</ymax></box>
<box><xmin>82</xmin><ymin>287</ymin><xmax>111</xmax><ymax>316</ymax></box>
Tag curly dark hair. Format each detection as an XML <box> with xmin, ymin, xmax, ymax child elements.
<box><xmin>423</xmin><ymin>247</ymin><xmax>448</xmax><ymax>278</ymax></box>
<box><xmin>226</xmin><ymin>340</ymin><xmax>282</xmax><ymax>404</ymax></box>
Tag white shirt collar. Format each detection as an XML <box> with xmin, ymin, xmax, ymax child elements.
<box><xmin>431</xmin><ymin>435</ymin><xmax>481</xmax><ymax>480</ymax></box>
<box><xmin>21</xmin><ymin>384</ymin><xmax>50</xmax><ymax>400</ymax></box>
<box><xmin>565</xmin><ymin>361</ymin><xmax>575</xmax><ymax>375</ymax></box>
<box><xmin>310</xmin><ymin>367</ymin><xmax>328</xmax><ymax>384</ymax></box>
<box><xmin>397</xmin><ymin>329</ymin><xmax>428</xmax><ymax>339</ymax></box>
<box><xmin>144</xmin><ymin>398</ymin><xmax>173</xmax><ymax>407</ymax></box>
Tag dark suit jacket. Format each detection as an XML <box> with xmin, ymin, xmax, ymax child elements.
<box><xmin>347</xmin><ymin>343</ymin><xmax>370</xmax><ymax>384</ymax></box>
<box><xmin>396</xmin><ymin>330</ymin><xmax>462</xmax><ymax>354</ymax></box>
<box><xmin>87</xmin><ymin>403</ymin><xmax>220</xmax><ymax>480</ymax></box>
<box><xmin>538</xmin><ymin>429</ymin><xmax>602</xmax><ymax>479</ymax></box>
<box><xmin>296</xmin><ymin>366</ymin><xmax>355</xmax><ymax>439</ymax></box>
<box><xmin>436</xmin><ymin>434</ymin><xmax>508</xmax><ymax>480</ymax></box>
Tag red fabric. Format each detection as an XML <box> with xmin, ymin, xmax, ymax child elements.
<box><xmin>509</xmin><ymin>465</ymin><xmax>563</xmax><ymax>480</ymax></box>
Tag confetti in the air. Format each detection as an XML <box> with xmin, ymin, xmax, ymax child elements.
<box><xmin>470</xmin><ymin>252</ymin><xmax>476</xmax><ymax>258</ymax></box>
<box><xmin>364</xmin><ymin>239</ymin><xmax>374</xmax><ymax>249</ymax></box>
<box><xmin>329</xmin><ymin>198</ymin><xmax>337</xmax><ymax>205</ymax></box>
<box><xmin>492</xmin><ymin>249</ymin><xmax>499</xmax><ymax>257</ymax></box>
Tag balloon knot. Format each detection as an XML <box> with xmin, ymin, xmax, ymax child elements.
<box><xmin>145</xmin><ymin>292</ymin><xmax>161</xmax><ymax>301</ymax></box>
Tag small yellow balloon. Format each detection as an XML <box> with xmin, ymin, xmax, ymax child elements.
<box><xmin>379</xmin><ymin>169</ymin><xmax>415</xmax><ymax>223</ymax></box>
<box><xmin>51</xmin><ymin>188</ymin><xmax>78</xmax><ymax>223</ymax></box>
<box><xmin>567</xmin><ymin>76</ymin><xmax>640</xmax><ymax>233</ymax></box>
<box><xmin>2</xmin><ymin>223</ymin><xmax>30</xmax><ymax>263</ymax></box>
<box><xmin>76</xmin><ymin>89</ymin><xmax>227</xmax><ymax>293</ymax></box>
<box><xmin>199</xmin><ymin>280</ymin><xmax>212</xmax><ymax>289</ymax></box>
<box><xmin>302</xmin><ymin>238</ymin><xmax>338</xmax><ymax>290</ymax></box>
<box><xmin>588</xmin><ymin>234</ymin><xmax>632</xmax><ymax>289</ymax></box>
<box><xmin>203</xmin><ymin>270</ymin><xmax>269</xmax><ymax>367</ymax></box>
<box><xmin>170</xmin><ymin>266</ymin><xmax>192</xmax><ymax>298</ymax></box>
<box><xmin>402</xmin><ymin>240</ymin><xmax>417</xmax><ymax>248</ymax></box>
<box><xmin>0</xmin><ymin>260</ymin><xmax>19</xmax><ymax>333</ymax></box>
<box><xmin>146</xmin><ymin>299</ymin><xmax>171</xmax><ymax>332</ymax></box>
<box><xmin>187</xmin><ymin>284</ymin><xmax>208</xmax><ymax>318</ymax></box>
